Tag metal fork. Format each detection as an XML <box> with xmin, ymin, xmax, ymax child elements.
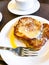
<box><xmin>0</xmin><ymin>47</ymin><xmax>38</xmax><ymax>56</ymax></box>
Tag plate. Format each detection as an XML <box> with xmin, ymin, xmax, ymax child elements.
<box><xmin>0</xmin><ymin>15</ymin><xmax>49</xmax><ymax>65</ymax></box>
<box><xmin>0</xmin><ymin>12</ymin><xmax>2</xmax><ymax>22</ymax></box>
<box><xmin>8</xmin><ymin>0</ymin><xmax>40</xmax><ymax>15</ymax></box>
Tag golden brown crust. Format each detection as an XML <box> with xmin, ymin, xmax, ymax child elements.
<box><xmin>42</xmin><ymin>23</ymin><xmax>49</xmax><ymax>39</ymax></box>
<box><xmin>14</xmin><ymin>17</ymin><xmax>41</xmax><ymax>40</ymax></box>
<box><xmin>26</xmin><ymin>38</ymin><xmax>46</xmax><ymax>50</ymax></box>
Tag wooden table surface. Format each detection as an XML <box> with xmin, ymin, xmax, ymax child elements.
<box><xmin>0</xmin><ymin>0</ymin><xmax>49</xmax><ymax>65</ymax></box>
<box><xmin>0</xmin><ymin>0</ymin><xmax>49</xmax><ymax>31</ymax></box>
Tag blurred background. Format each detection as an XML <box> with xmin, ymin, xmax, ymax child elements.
<box><xmin>0</xmin><ymin>0</ymin><xmax>49</xmax><ymax>4</ymax></box>
<box><xmin>39</xmin><ymin>0</ymin><xmax>49</xmax><ymax>4</ymax></box>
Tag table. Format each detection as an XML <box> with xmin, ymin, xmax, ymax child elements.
<box><xmin>0</xmin><ymin>0</ymin><xmax>49</xmax><ymax>31</ymax></box>
<box><xmin>0</xmin><ymin>0</ymin><xmax>49</xmax><ymax>65</ymax></box>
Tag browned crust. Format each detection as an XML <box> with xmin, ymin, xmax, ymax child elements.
<box><xmin>27</xmin><ymin>38</ymin><xmax>46</xmax><ymax>50</ymax></box>
<box><xmin>42</xmin><ymin>23</ymin><xmax>49</xmax><ymax>39</ymax></box>
<box><xmin>14</xmin><ymin>17</ymin><xmax>41</xmax><ymax>40</ymax></box>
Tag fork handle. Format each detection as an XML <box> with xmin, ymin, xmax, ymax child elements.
<box><xmin>0</xmin><ymin>46</ymin><xmax>12</xmax><ymax>50</ymax></box>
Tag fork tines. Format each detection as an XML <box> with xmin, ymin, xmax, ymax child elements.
<box><xmin>18</xmin><ymin>47</ymin><xmax>38</xmax><ymax>56</ymax></box>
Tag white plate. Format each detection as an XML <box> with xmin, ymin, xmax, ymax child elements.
<box><xmin>0</xmin><ymin>12</ymin><xmax>2</xmax><ymax>22</ymax></box>
<box><xmin>8</xmin><ymin>0</ymin><xmax>40</xmax><ymax>15</ymax></box>
<box><xmin>0</xmin><ymin>15</ymin><xmax>49</xmax><ymax>65</ymax></box>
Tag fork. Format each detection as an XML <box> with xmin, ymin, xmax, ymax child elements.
<box><xmin>0</xmin><ymin>46</ymin><xmax>38</xmax><ymax>56</ymax></box>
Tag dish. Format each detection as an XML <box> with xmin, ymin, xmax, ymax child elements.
<box><xmin>0</xmin><ymin>12</ymin><xmax>2</xmax><ymax>22</ymax></box>
<box><xmin>8</xmin><ymin>0</ymin><xmax>40</xmax><ymax>15</ymax></box>
<box><xmin>0</xmin><ymin>15</ymin><xmax>49</xmax><ymax>65</ymax></box>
